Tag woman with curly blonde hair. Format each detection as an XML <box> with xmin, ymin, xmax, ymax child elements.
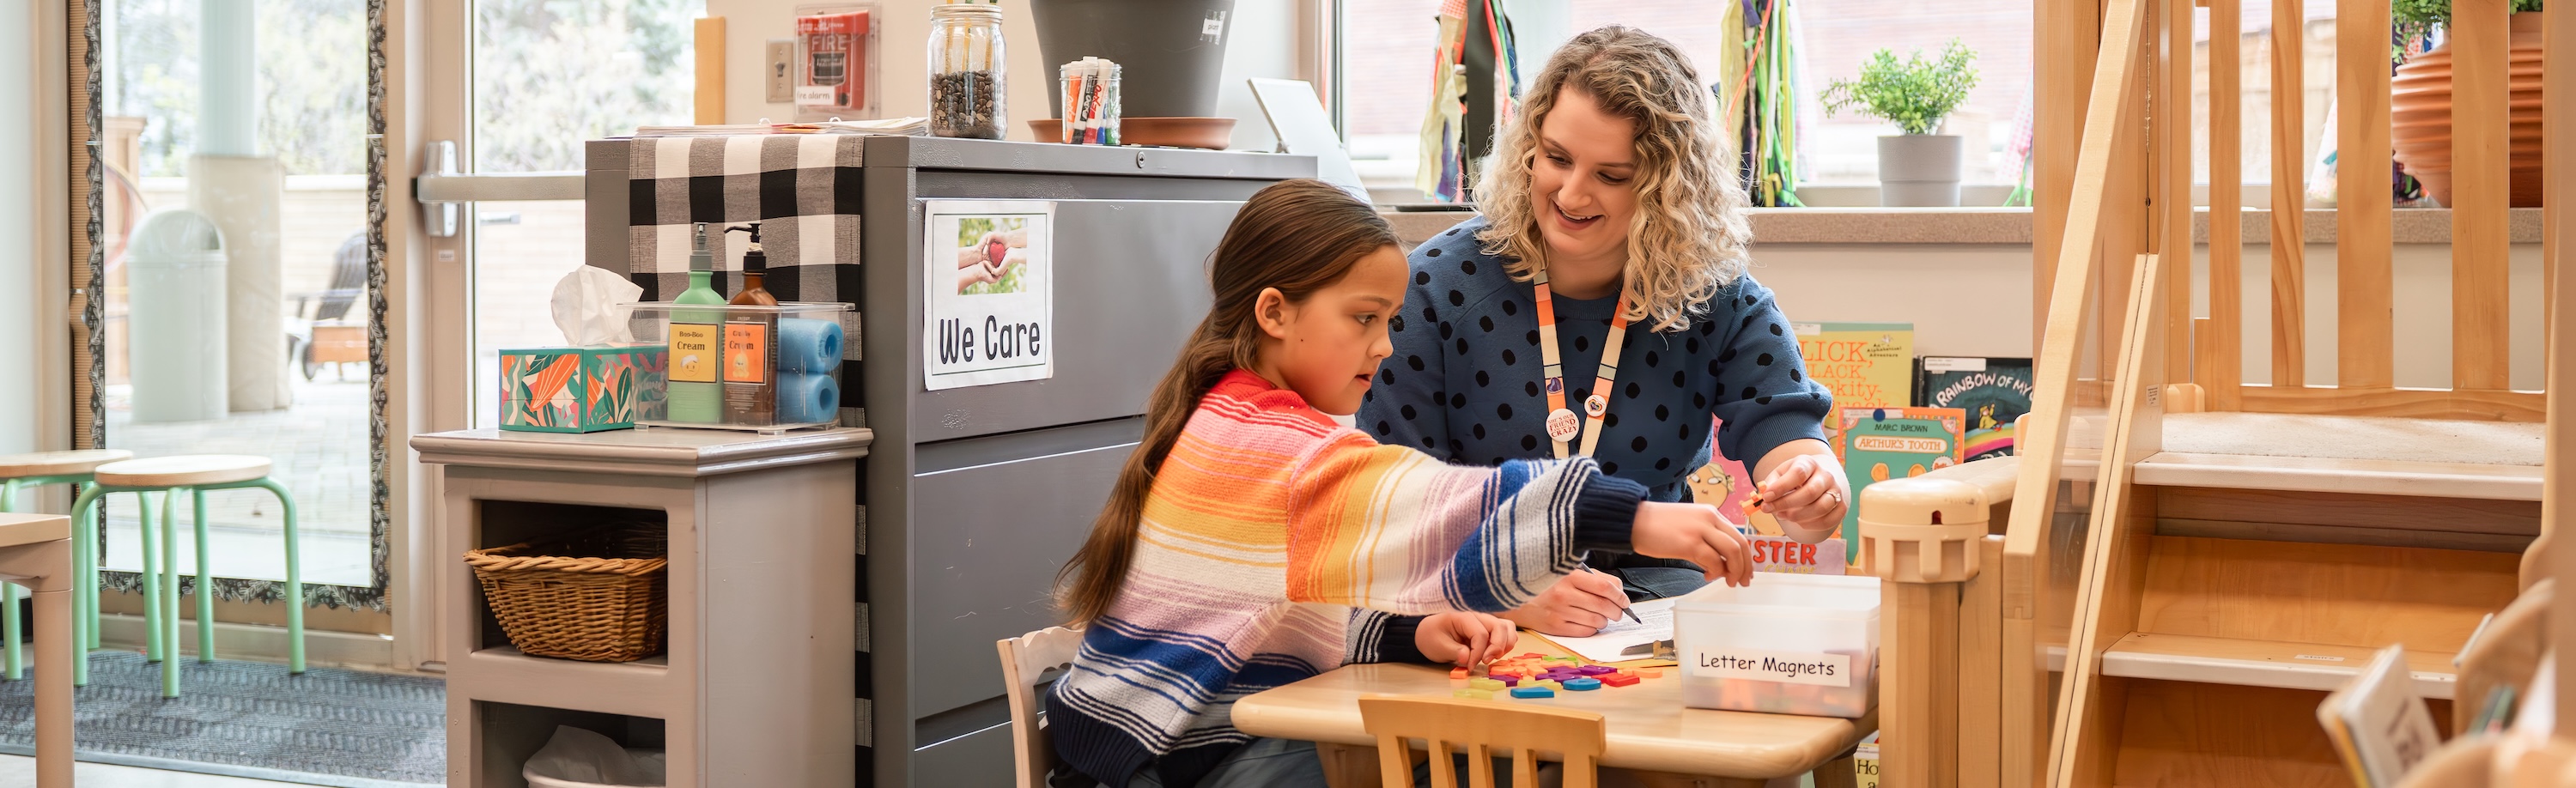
<box><xmin>1359</xmin><ymin>25</ymin><xmax>1850</xmax><ymax>637</ymax></box>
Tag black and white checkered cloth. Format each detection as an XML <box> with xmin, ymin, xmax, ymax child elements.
<box><xmin>624</xmin><ymin>135</ymin><xmax>865</xmax><ymax>304</ymax></box>
<box><xmin>625</xmin><ymin>134</ymin><xmax>867</xmax><ymax>426</ymax></box>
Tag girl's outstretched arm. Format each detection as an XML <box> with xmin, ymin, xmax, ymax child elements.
<box><xmin>1282</xmin><ymin>431</ymin><xmax>1645</xmax><ymax>615</ymax></box>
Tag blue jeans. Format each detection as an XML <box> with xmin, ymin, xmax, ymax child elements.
<box><xmin>1127</xmin><ymin>737</ymin><xmax>1325</xmax><ymax>788</ymax></box>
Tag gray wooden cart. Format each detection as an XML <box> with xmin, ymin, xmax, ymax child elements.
<box><xmin>415</xmin><ymin>427</ymin><xmax>872</xmax><ymax>787</ymax></box>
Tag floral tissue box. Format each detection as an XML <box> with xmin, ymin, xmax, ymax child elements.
<box><xmin>500</xmin><ymin>346</ymin><xmax>668</xmax><ymax>433</ymax></box>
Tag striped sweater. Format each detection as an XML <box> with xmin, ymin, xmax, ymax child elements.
<box><xmin>1048</xmin><ymin>369</ymin><xmax>1646</xmax><ymax>788</ymax></box>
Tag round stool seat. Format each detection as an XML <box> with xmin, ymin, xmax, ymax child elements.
<box><xmin>94</xmin><ymin>455</ymin><xmax>272</xmax><ymax>488</ymax></box>
<box><xmin>0</xmin><ymin>449</ymin><xmax>135</xmax><ymax>478</ymax></box>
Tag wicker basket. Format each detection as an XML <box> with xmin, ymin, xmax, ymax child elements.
<box><xmin>466</xmin><ymin>527</ymin><xmax>669</xmax><ymax>663</ymax></box>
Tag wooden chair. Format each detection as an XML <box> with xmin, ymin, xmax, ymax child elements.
<box><xmin>996</xmin><ymin>625</ymin><xmax>1083</xmax><ymax>788</ymax></box>
<box><xmin>1358</xmin><ymin>695</ymin><xmax>1602</xmax><ymax>788</ymax></box>
<box><xmin>0</xmin><ymin>512</ymin><xmax>79</xmax><ymax>788</ymax></box>
<box><xmin>0</xmin><ymin>448</ymin><xmax>130</xmax><ymax>681</ymax></box>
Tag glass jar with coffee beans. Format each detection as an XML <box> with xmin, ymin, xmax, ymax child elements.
<box><xmin>927</xmin><ymin>3</ymin><xmax>1005</xmax><ymax>140</ymax></box>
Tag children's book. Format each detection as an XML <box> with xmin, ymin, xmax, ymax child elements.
<box><xmin>1914</xmin><ymin>356</ymin><xmax>2034</xmax><ymax>462</ymax></box>
<box><xmin>1737</xmin><ymin>527</ymin><xmax>1848</xmax><ymax>575</ymax></box>
<box><xmin>1688</xmin><ymin>417</ymin><xmax>1759</xmax><ymax>530</ymax></box>
<box><xmin>2317</xmin><ymin>644</ymin><xmax>2441</xmax><ymax>788</ymax></box>
<box><xmin>1834</xmin><ymin>407</ymin><xmax>1965</xmax><ymax>561</ymax></box>
<box><xmin>1795</xmin><ymin>323</ymin><xmax>1914</xmax><ymax>446</ymax></box>
<box><xmin>1854</xmin><ymin>740</ymin><xmax>1880</xmax><ymax>788</ymax></box>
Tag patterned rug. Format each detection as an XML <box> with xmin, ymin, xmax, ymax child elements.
<box><xmin>0</xmin><ymin>652</ymin><xmax>442</xmax><ymax>786</ymax></box>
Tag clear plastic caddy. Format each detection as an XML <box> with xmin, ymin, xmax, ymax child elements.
<box><xmin>1672</xmin><ymin>573</ymin><xmax>1880</xmax><ymax>718</ymax></box>
<box><xmin>625</xmin><ymin>302</ymin><xmax>853</xmax><ymax>433</ymax></box>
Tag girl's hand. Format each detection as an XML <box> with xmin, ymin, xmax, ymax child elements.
<box><xmin>1759</xmin><ymin>453</ymin><xmax>1849</xmax><ymax>541</ymax></box>
<box><xmin>1497</xmin><ymin>570</ymin><xmax>1629</xmax><ymax>637</ymax></box>
<box><xmin>1415</xmin><ymin>612</ymin><xmax>1518</xmax><ymax>666</ymax></box>
<box><xmin>1630</xmin><ymin>501</ymin><xmax>1753</xmax><ymax>587</ymax></box>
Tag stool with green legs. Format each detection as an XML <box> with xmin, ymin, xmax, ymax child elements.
<box><xmin>70</xmin><ymin>455</ymin><xmax>303</xmax><ymax>697</ymax></box>
<box><xmin>0</xmin><ymin>449</ymin><xmax>131</xmax><ymax>682</ymax></box>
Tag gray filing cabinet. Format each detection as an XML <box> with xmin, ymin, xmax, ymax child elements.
<box><xmin>860</xmin><ymin>139</ymin><xmax>1314</xmax><ymax>787</ymax></box>
<box><xmin>586</xmin><ymin>136</ymin><xmax>1315</xmax><ymax>786</ymax></box>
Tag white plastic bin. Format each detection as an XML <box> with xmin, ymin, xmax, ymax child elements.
<box><xmin>523</xmin><ymin>725</ymin><xmax>668</xmax><ymax>788</ymax></box>
<box><xmin>1671</xmin><ymin>573</ymin><xmax>1880</xmax><ymax>718</ymax></box>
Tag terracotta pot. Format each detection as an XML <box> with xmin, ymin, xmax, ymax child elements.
<box><xmin>2391</xmin><ymin>11</ymin><xmax>2546</xmax><ymax>207</ymax></box>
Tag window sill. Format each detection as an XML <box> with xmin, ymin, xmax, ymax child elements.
<box><xmin>1383</xmin><ymin>206</ymin><xmax>2543</xmax><ymax>247</ymax></box>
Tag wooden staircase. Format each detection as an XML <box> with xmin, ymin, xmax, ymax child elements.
<box><xmin>1858</xmin><ymin>0</ymin><xmax>2567</xmax><ymax>785</ymax></box>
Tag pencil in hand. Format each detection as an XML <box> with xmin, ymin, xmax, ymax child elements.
<box><xmin>1584</xmin><ymin>566</ymin><xmax>1643</xmax><ymax>625</ymax></box>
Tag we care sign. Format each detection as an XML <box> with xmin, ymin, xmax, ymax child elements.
<box><xmin>922</xmin><ymin>201</ymin><xmax>1055</xmax><ymax>391</ymax></box>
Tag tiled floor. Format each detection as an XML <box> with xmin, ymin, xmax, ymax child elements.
<box><xmin>0</xmin><ymin>755</ymin><xmax>305</xmax><ymax>787</ymax></box>
<box><xmin>97</xmin><ymin>375</ymin><xmax>372</xmax><ymax>587</ymax></box>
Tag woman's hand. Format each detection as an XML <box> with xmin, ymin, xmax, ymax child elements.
<box><xmin>1758</xmin><ymin>452</ymin><xmax>1849</xmax><ymax>542</ymax></box>
<box><xmin>1498</xmin><ymin>570</ymin><xmax>1630</xmax><ymax>637</ymax></box>
<box><xmin>1629</xmin><ymin>501</ymin><xmax>1753</xmax><ymax>587</ymax></box>
<box><xmin>1415</xmin><ymin>611</ymin><xmax>1518</xmax><ymax>666</ymax></box>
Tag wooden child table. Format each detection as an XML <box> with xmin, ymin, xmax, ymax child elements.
<box><xmin>1230</xmin><ymin>635</ymin><xmax>1871</xmax><ymax>788</ymax></box>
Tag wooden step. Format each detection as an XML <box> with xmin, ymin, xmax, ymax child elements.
<box><xmin>2100</xmin><ymin>632</ymin><xmax>2458</xmax><ymax>700</ymax></box>
<box><xmin>2130</xmin><ymin>412</ymin><xmax>2543</xmax><ymax>500</ymax></box>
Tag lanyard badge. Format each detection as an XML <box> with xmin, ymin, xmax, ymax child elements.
<box><xmin>1531</xmin><ymin>268</ymin><xmax>1631</xmax><ymax>460</ymax></box>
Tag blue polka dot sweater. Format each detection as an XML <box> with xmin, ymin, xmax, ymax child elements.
<box><xmin>1358</xmin><ymin>216</ymin><xmax>1835</xmax><ymax>505</ymax></box>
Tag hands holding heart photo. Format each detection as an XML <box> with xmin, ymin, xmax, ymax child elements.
<box><xmin>953</xmin><ymin>221</ymin><xmax>1033</xmax><ymax>294</ymax></box>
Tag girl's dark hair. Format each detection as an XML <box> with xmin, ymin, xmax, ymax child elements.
<box><xmin>1057</xmin><ymin>179</ymin><xmax>1397</xmax><ymax>627</ymax></box>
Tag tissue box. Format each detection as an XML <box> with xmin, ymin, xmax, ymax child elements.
<box><xmin>500</xmin><ymin>346</ymin><xmax>669</xmax><ymax>433</ymax></box>
<box><xmin>1673</xmin><ymin>573</ymin><xmax>1880</xmax><ymax>718</ymax></box>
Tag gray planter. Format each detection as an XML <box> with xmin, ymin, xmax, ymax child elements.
<box><xmin>1031</xmin><ymin>0</ymin><xmax>1238</xmax><ymax>119</ymax></box>
<box><xmin>1877</xmin><ymin>134</ymin><xmax>1964</xmax><ymax>207</ymax></box>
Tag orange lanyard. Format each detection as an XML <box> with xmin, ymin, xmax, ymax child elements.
<box><xmin>1531</xmin><ymin>268</ymin><xmax>1631</xmax><ymax>459</ymax></box>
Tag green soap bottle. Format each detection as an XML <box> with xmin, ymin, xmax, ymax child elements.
<box><xmin>667</xmin><ymin>222</ymin><xmax>727</xmax><ymax>422</ymax></box>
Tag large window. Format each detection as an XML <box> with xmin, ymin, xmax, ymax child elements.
<box><xmin>469</xmin><ymin>0</ymin><xmax>702</xmax><ymax>429</ymax></box>
<box><xmin>1339</xmin><ymin>0</ymin><xmax>2342</xmax><ymax>203</ymax></box>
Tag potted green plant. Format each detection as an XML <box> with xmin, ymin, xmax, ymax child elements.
<box><xmin>1821</xmin><ymin>40</ymin><xmax>1981</xmax><ymax>207</ymax></box>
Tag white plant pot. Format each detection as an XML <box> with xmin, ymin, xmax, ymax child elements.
<box><xmin>1878</xmin><ymin>134</ymin><xmax>1964</xmax><ymax>207</ymax></box>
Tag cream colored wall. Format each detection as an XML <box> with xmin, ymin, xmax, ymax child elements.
<box><xmin>0</xmin><ymin>0</ymin><xmax>37</xmax><ymax>454</ymax></box>
<box><xmin>1394</xmin><ymin>211</ymin><xmax>2548</xmax><ymax>391</ymax></box>
<box><xmin>1764</xmin><ymin>242</ymin><xmax>2551</xmax><ymax>391</ymax></box>
<box><xmin>1750</xmin><ymin>244</ymin><xmax>2036</xmax><ymax>360</ymax></box>
<box><xmin>2198</xmin><ymin>244</ymin><xmax>2550</xmax><ymax>392</ymax></box>
<box><xmin>708</xmin><ymin>0</ymin><xmax>1309</xmax><ymax>151</ymax></box>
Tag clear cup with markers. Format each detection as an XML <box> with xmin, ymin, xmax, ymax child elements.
<box><xmin>1671</xmin><ymin>573</ymin><xmax>1880</xmax><ymax>718</ymax></box>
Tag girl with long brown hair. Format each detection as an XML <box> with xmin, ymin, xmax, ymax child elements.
<box><xmin>1045</xmin><ymin>179</ymin><xmax>1751</xmax><ymax>788</ymax></box>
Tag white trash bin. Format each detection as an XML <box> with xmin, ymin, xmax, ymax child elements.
<box><xmin>125</xmin><ymin>209</ymin><xmax>230</xmax><ymax>422</ymax></box>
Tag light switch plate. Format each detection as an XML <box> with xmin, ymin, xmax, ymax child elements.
<box><xmin>766</xmin><ymin>39</ymin><xmax>796</xmax><ymax>104</ymax></box>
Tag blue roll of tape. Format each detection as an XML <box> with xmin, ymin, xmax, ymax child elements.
<box><xmin>777</xmin><ymin>318</ymin><xmax>844</xmax><ymax>373</ymax></box>
<box><xmin>778</xmin><ymin>372</ymin><xmax>840</xmax><ymax>424</ymax></box>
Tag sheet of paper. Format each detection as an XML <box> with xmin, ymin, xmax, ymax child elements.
<box><xmin>1539</xmin><ymin>597</ymin><xmax>1678</xmax><ymax>664</ymax></box>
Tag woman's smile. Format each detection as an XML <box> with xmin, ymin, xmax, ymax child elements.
<box><xmin>1552</xmin><ymin>202</ymin><xmax>1604</xmax><ymax>232</ymax></box>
